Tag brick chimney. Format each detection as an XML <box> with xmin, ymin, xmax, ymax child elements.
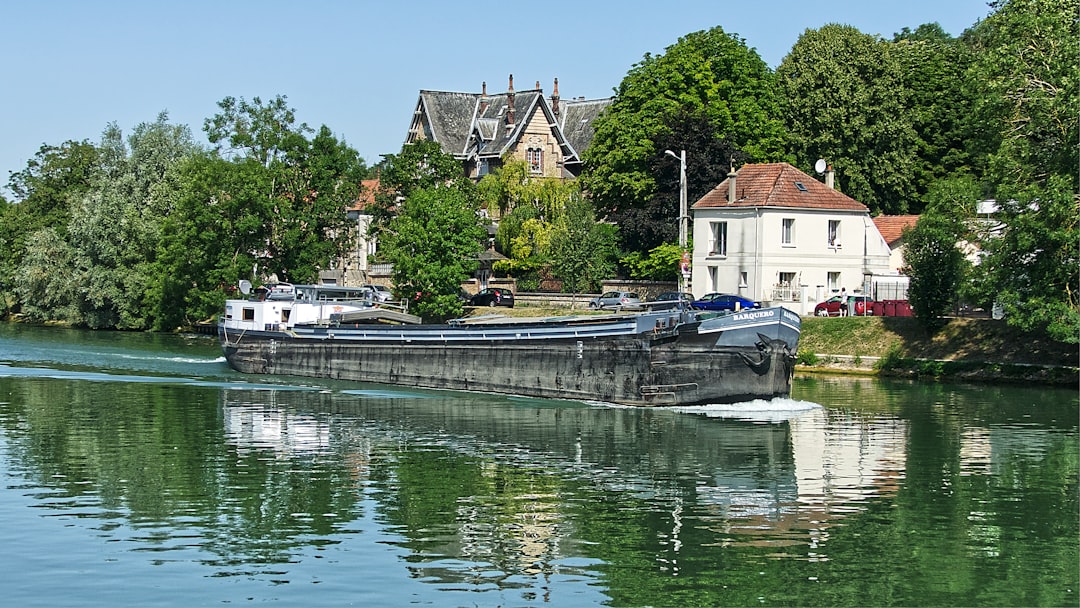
<box><xmin>551</xmin><ymin>78</ymin><xmax>560</xmax><ymax>117</ymax></box>
<box><xmin>825</xmin><ymin>164</ymin><xmax>835</xmax><ymax>189</ymax></box>
<box><xmin>479</xmin><ymin>81</ymin><xmax>489</xmax><ymax>114</ymax></box>
<box><xmin>727</xmin><ymin>162</ymin><xmax>737</xmax><ymax>203</ymax></box>
<box><xmin>506</xmin><ymin>74</ymin><xmax>515</xmax><ymax>126</ymax></box>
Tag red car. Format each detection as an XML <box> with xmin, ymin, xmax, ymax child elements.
<box><xmin>814</xmin><ymin>295</ymin><xmax>875</xmax><ymax>317</ymax></box>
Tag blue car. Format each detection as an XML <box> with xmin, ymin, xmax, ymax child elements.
<box><xmin>691</xmin><ymin>292</ymin><xmax>761</xmax><ymax>312</ymax></box>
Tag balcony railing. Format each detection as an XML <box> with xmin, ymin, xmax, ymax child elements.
<box><xmin>770</xmin><ymin>284</ymin><xmax>802</xmax><ymax>302</ymax></box>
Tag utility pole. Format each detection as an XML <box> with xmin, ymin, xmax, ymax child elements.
<box><xmin>665</xmin><ymin>149</ymin><xmax>689</xmax><ymax>292</ymax></box>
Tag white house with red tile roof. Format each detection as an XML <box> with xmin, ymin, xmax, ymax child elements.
<box><xmin>690</xmin><ymin>162</ymin><xmax>893</xmax><ymax>315</ymax></box>
<box><xmin>871</xmin><ymin>215</ymin><xmax>920</xmax><ymax>272</ymax></box>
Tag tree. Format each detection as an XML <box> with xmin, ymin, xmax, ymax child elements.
<box><xmin>150</xmin><ymin>154</ymin><xmax>273</xmax><ymax>329</ymax></box>
<box><xmin>979</xmin><ymin>177</ymin><xmax>1079</xmax><ymax>343</ymax></box>
<box><xmin>621</xmin><ymin>243</ymin><xmax>684</xmax><ymax>282</ymax></box>
<box><xmin>63</xmin><ymin>115</ymin><xmax>199</xmax><ymax>329</ymax></box>
<box><xmin>201</xmin><ymin>95</ymin><xmax>367</xmax><ymax>285</ymax></box>
<box><xmin>384</xmin><ymin>187</ymin><xmax>486</xmax><ymax>322</ymax></box>
<box><xmin>370</xmin><ymin>140</ymin><xmax>471</xmax><ymax>235</ymax></box>
<box><xmin>891</xmin><ymin>24</ymin><xmax>980</xmax><ymax>210</ymax></box>
<box><xmin>582</xmin><ymin>26</ymin><xmax>786</xmax><ymax>226</ymax></box>
<box><xmin>550</xmin><ymin>197</ymin><xmax>619</xmax><ymax>297</ymax></box>
<box><xmin>614</xmin><ymin>111</ymin><xmax>746</xmax><ymax>252</ymax></box>
<box><xmin>1</xmin><ymin>140</ymin><xmax>100</xmax><ymax>314</ymax></box>
<box><xmin>903</xmin><ymin>214</ymin><xmax>968</xmax><ymax>333</ymax></box>
<box><xmin>777</xmin><ymin>24</ymin><xmax>919</xmax><ymax>214</ymax></box>
<box><xmin>965</xmin><ymin>0</ymin><xmax>1079</xmax><ymax>193</ymax></box>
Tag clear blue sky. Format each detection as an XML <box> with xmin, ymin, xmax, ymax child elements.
<box><xmin>1</xmin><ymin>0</ymin><xmax>993</xmax><ymax>196</ymax></box>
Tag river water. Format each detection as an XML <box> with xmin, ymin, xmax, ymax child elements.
<box><xmin>0</xmin><ymin>323</ymin><xmax>1075</xmax><ymax>607</ymax></box>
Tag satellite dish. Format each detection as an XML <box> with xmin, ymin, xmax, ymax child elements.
<box><xmin>239</xmin><ymin>280</ymin><xmax>251</xmax><ymax>295</ymax></box>
<box><xmin>814</xmin><ymin>159</ymin><xmax>827</xmax><ymax>174</ymax></box>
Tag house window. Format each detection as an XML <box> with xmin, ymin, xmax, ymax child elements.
<box><xmin>709</xmin><ymin>221</ymin><xmax>727</xmax><ymax>256</ymax></box>
<box><xmin>708</xmin><ymin>266</ymin><xmax>718</xmax><ymax>292</ymax></box>
<box><xmin>828</xmin><ymin>220</ymin><xmax>841</xmax><ymax>247</ymax></box>
<box><xmin>779</xmin><ymin>272</ymin><xmax>796</xmax><ymax>286</ymax></box>
<box><xmin>739</xmin><ymin>272</ymin><xmax>748</xmax><ymax>288</ymax></box>
<box><xmin>527</xmin><ymin>148</ymin><xmax>543</xmax><ymax>174</ymax></box>
<box><xmin>782</xmin><ymin>218</ymin><xmax>795</xmax><ymax>245</ymax></box>
<box><xmin>827</xmin><ymin>272</ymin><xmax>841</xmax><ymax>293</ymax></box>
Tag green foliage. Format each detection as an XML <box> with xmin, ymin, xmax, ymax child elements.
<box><xmin>384</xmin><ymin>187</ymin><xmax>485</xmax><ymax>322</ymax></box>
<box><xmin>621</xmin><ymin>243</ymin><xmax>684</xmax><ymax>281</ymax></box>
<box><xmin>966</xmin><ymin>0</ymin><xmax>1079</xmax><ymax>193</ymax></box>
<box><xmin>477</xmin><ymin>159</ymin><xmax>574</xmax><ymax>221</ymax></box>
<box><xmin>980</xmin><ymin>177</ymin><xmax>1079</xmax><ymax>343</ymax></box>
<box><xmin>614</xmin><ymin>112</ymin><xmax>751</xmax><ymax>252</ymax></box>
<box><xmin>891</xmin><ymin>24</ymin><xmax>979</xmax><ymax>210</ymax></box>
<box><xmin>13</xmin><ymin>228</ymin><xmax>79</xmax><ymax>323</ymax></box>
<box><xmin>777</xmin><ymin>24</ymin><xmax>919</xmax><ymax>214</ymax></box>
<box><xmin>582</xmin><ymin>26</ymin><xmax>786</xmax><ymax>223</ymax></box>
<box><xmin>1</xmin><ymin>139</ymin><xmax>101</xmax><ymax>312</ymax></box>
<box><xmin>903</xmin><ymin>212</ymin><xmax>968</xmax><ymax>333</ymax></box>
<box><xmin>549</xmin><ymin>198</ymin><xmax>619</xmax><ymax>295</ymax></box>
<box><xmin>151</xmin><ymin>153</ymin><xmax>271</xmax><ymax>329</ymax></box>
<box><xmin>370</xmin><ymin>140</ymin><xmax>471</xmax><ymax>235</ymax></box>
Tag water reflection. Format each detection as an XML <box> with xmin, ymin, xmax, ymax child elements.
<box><xmin>0</xmin><ymin>324</ymin><xmax>1076</xmax><ymax>607</ymax></box>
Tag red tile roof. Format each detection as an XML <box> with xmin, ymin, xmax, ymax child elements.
<box><xmin>872</xmin><ymin>215</ymin><xmax>920</xmax><ymax>246</ymax></box>
<box><xmin>348</xmin><ymin>179</ymin><xmax>381</xmax><ymax>212</ymax></box>
<box><xmin>692</xmin><ymin>162</ymin><xmax>868</xmax><ymax>212</ymax></box>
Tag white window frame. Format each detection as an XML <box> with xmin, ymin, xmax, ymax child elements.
<box><xmin>709</xmin><ymin>221</ymin><xmax>727</xmax><ymax>256</ymax></box>
<box><xmin>527</xmin><ymin>148</ymin><xmax>543</xmax><ymax>174</ymax></box>
<box><xmin>782</xmin><ymin>218</ymin><xmax>795</xmax><ymax>246</ymax></box>
<box><xmin>827</xmin><ymin>271</ymin><xmax>841</xmax><ymax>293</ymax></box>
<box><xmin>828</xmin><ymin>219</ymin><xmax>841</xmax><ymax>248</ymax></box>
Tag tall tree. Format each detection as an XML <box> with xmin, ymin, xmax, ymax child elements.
<box><xmin>777</xmin><ymin>24</ymin><xmax>919</xmax><ymax>214</ymax></box>
<box><xmin>550</xmin><ymin>197</ymin><xmax>619</xmax><ymax>297</ymax></box>
<box><xmin>201</xmin><ymin>95</ymin><xmax>366</xmax><ymax>284</ymax></box>
<box><xmin>582</xmin><ymin>26</ymin><xmax>786</xmax><ymax>229</ymax></box>
<box><xmin>384</xmin><ymin>186</ymin><xmax>486</xmax><ymax>322</ymax></box>
<box><xmin>1</xmin><ymin>140</ymin><xmax>100</xmax><ymax>313</ymax></box>
<box><xmin>965</xmin><ymin>0</ymin><xmax>1079</xmax><ymax>193</ymax></box>
<box><xmin>891</xmin><ymin>23</ymin><xmax>980</xmax><ymax>209</ymax></box>
<box><xmin>370</xmin><ymin>140</ymin><xmax>471</xmax><ymax>236</ymax></box>
<box><xmin>614</xmin><ymin>111</ymin><xmax>745</xmax><ymax>252</ymax></box>
<box><xmin>903</xmin><ymin>203</ymin><xmax>971</xmax><ymax>333</ymax></box>
<box><xmin>979</xmin><ymin>177</ymin><xmax>1079</xmax><ymax>343</ymax></box>
<box><xmin>63</xmin><ymin>115</ymin><xmax>198</xmax><ymax>329</ymax></box>
<box><xmin>151</xmin><ymin>154</ymin><xmax>274</xmax><ymax>330</ymax></box>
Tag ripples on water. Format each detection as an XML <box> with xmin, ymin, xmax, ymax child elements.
<box><xmin>0</xmin><ymin>324</ymin><xmax>1076</xmax><ymax>607</ymax></box>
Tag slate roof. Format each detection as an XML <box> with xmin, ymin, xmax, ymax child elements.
<box><xmin>407</xmin><ymin>79</ymin><xmax>612</xmax><ymax>170</ymax></box>
<box><xmin>693</xmin><ymin>163</ymin><xmax>868</xmax><ymax>212</ymax></box>
<box><xmin>872</xmin><ymin>215</ymin><xmax>920</xmax><ymax>246</ymax></box>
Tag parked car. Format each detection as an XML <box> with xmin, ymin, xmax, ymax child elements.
<box><xmin>648</xmin><ymin>291</ymin><xmax>695</xmax><ymax>310</ymax></box>
<box><xmin>814</xmin><ymin>294</ymin><xmax>875</xmax><ymax>316</ymax></box>
<box><xmin>469</xmin><ymin>288</ymin><xmax>515</xmax><ymax>308</ymax></box>
<box><xmin>361</xmin><ymin>283</ymin><xmax>393</xmax><ymax>302</ymax></box>
<box><xmin>691</xmin><ymin>293</ymin><xmax>760</xmax><ymax>312</ymax></box>
<box><xmin>589</xmin><ymin>291</ymin><xmax>643</xmax><ymax>310</ymax></box>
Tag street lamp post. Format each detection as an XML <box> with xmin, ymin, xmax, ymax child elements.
<box><xmin>665</xmin><ymin>149</ymin><xmax>688</xmax><ymax>291</ymax></box>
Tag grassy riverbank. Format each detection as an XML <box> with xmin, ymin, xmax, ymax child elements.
<box><xmin>476</xmin><ymin>306</ymin><xmax>1078</xmax><ymax>386</ymax></box>
<box><xmin>797</xmin><ymin>316</ymin><xmax>1077</xmax><ymax>385</ymax></box>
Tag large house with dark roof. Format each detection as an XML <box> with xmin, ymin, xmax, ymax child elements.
<box><xmin>405</xmin><ymin>75</ymin><xmax>611</xmax><ymax>180</ymax></box>
<box><xmin>690</xmin><ymin>162</ymin><xmax>894</xmax><ymax>315</ymax></box>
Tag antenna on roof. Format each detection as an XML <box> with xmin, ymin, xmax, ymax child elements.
<box><xmin>814</xmin><ymin>158</ymin><xmax>827</xmax><ymax>174</ymax></box>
